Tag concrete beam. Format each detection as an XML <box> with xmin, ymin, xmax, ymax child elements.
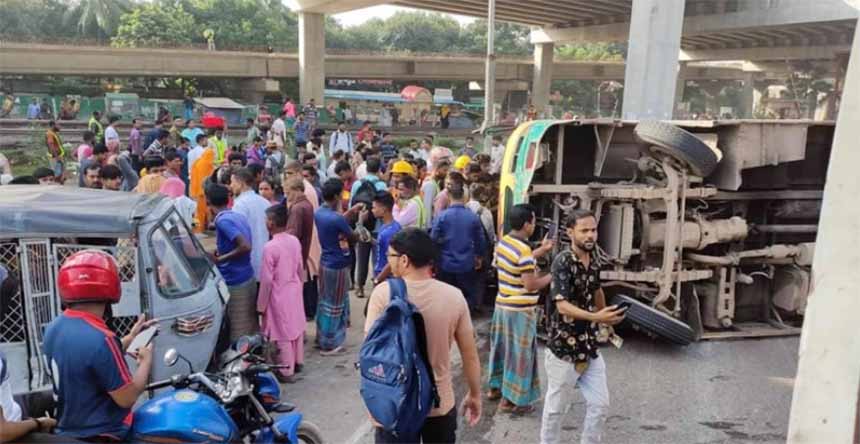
<box><xmin>0</xmin><ymin>43</ymin><xmax>819</xmax><ymax>84</ymax></box>
<box><xmin>679</xmin><ymin>45</ymin><xmax>853</xmax><ymax>62</ymax></box>
<box><xmin>530</xmin><ymin>0</ymin><xmax>858</xmax><ymax>43</ymax></box>
<box><xmin>299</xmin><ymin>12</ymin><xmax>326</xmax><ymax>105</ymax></box>
<box><xmin>292</xmin><ymin>0</ymin><xmax>385</xmax><ymax>14</ymax></box>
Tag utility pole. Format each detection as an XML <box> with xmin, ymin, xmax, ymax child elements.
<box><xmin>480</xmin><ymin>0</ymin><xmax>496</xmax><ymax>134</ymax></box>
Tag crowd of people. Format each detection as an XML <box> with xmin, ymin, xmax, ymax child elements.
<box><xmin>0</xmin><ymin>99</ymin><xmax>632</xmax><ymax>443</ymax></box>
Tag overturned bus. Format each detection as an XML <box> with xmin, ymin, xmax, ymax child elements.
<box><xmin>497</xmin><ymin>119</ymin><xmax>827</xmax><ymax>344</ymax></box>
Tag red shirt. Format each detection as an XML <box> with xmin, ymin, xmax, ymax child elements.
<box><xmin>356</xmin><ymin>128</ymin><xmax>373</xmax><ymax>144</ymax></box>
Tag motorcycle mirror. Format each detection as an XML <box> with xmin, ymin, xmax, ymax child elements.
<box><xmin>163</xmin><ymin>349</ymin><xmax>179</xmax><ymax>367</ymax></box>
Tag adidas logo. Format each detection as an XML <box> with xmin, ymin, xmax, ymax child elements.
<box><xmin>369</xmin><ymin>364</ymin><xmax>386</xmax><ymax>378</ymax></box>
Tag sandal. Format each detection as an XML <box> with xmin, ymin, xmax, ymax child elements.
<box><xmin>498</xmin><ymin>400</ymin><xmax>535</xmax><ymax>415</ymax></box>
<box><xmin>486</xmin><ymin>389</ymin><xmax>502</xmax><ymax>401</ymax></box>
<box><xmin>320</xmin><ymin>346</ymin><xmax>346</xmax><ymax>356</ymax></box>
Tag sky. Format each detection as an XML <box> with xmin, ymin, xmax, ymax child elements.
<box><xmin>282</xmin><ymin>2</ymin><xmax>475</xmax><ymax>28</ymax></box>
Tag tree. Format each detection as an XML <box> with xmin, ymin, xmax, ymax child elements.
<box><xmin>378</xmin><ymin>11</ymin><xmax>462</xmax><ymax>53</ymax></box>
<box><xmin>112</xmin><ymin>3</ymin><xmax>197</xmax><ymax>48</ymax></box>
<box><xmin>458</xmin><ymin>20</ymin><xmax>531</xmax><ymax>55</ymax></box>
<box><xmin>555</xmin><ymin>42</ymin><xmax>626</xmax><ymax>61</ymax></box>
<box><xmin>0</xmin><ymin>0</ymin><xmax>77</xmax><ymax>41</ymax></box>
<box><xmin>327</xmin><ymin>17</ymin><xmax>385</xmax><ymax>51</ymax></box>
<box><xmin>177</xmin><ymin>0</ymin><xmax>298</xmax><ymax>50</ymax></box>
<box><xmin>63</xmin><ymin>0</ymin><xmax>131</xmax><ymax>39</ymax></box>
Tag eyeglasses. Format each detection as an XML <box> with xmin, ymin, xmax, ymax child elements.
<box><xmin>386</xmin><ymin>252</ymin><xmax>403</xmax><ymax>259</ymax></box>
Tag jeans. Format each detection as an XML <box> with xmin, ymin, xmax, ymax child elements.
<box><xmin>540</xmin><ymin>352</ymin><xmax>609</xmax><ymax>444</ymax></box>
<box><xmin>355</xmin><ymin>240</ymin><xmax>373</xmax><ymax>291</ymax></box>
<box><xmin>50</xmin><ymin>158</ymin><xmax>64</xmax><ymax>178</ymax></box>
<box><xmin>436</xmin><ymin>270</ymin><xmax>478</xmax><ymax>309</ymax></box>
<box><xmin>374</xmin><ymin>407</ymin><xmax>457</xmax><ymax>444</ymax></box>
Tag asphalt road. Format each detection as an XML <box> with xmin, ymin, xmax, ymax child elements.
<box><xmin>279</xmin><ymin>290</ymin><xmax>799</xmax><ymax>444</ymax></box>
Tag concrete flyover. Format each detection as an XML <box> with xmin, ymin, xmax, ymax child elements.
<box><xmin>0</xmin><ymin>42</ymin><xmax>822</xmax><ymax>83</ymax></box>
<box><xmin>295</xmin><ymin>0</ymin><xmax>858</xmax><ymax>119</ymax></box>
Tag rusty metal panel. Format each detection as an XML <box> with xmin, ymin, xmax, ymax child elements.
<box><xmin>710</xmin><ymin>123</ymin><xmax>809</xmax><ymax>190</ymax></box>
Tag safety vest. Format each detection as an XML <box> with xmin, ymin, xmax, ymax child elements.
<box><xmin>212</xmin><ymin>136</ymin><xmax>227</xmax><ymax>164</ymax></box>
<box><xmin>46</xmin><ymin>130</ymin><xmax>64</xmax><ymax>158</ymax></box>
<box><xmin>411</xmin><ymin>194</ymin><xmax>429</xmax><ymax>229</ymax></box>
<box><xmin>88</xmin><ymin>117</ymin><xmax>104</xmax><ymax>141</ymax></box>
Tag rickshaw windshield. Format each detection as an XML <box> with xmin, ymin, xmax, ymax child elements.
<box><xmin>150</xmin><ymin>211</ymin><xmax>210</xmax><ymax>298</ymax></box>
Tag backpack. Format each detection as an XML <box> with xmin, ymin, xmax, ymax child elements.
<box><xmin>359</xmin><ymin>278</ymin><xmax>440</xmax><ymax>439</ymax></box>
<box><xmin>352</xmin><ymin>176</ymin><xmax>380</xmax><ymax>207</ymax></box>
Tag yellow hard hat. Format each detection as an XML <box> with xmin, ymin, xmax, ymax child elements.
<box><xmin>454</xmin><ymin>155</ymin><xmax>471</xmax><ymax>170</ymax></box>
<box><xmin>391</xmin><ymin>160</ymin><xmax>416</xmax><ymax>176</ymax></box>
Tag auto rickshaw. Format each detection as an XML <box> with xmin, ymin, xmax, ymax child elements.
<box><xmin>0</xmin><ymin>185</ymin><xmax>227</xmax><ymax>395</ymax></box>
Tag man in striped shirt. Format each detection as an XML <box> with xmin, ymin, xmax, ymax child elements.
<box><xmin>487</xmin><ymin>204</ymin><xmax>554</xmax><ymax>413</ymax></box>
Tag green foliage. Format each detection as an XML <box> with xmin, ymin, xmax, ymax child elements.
<box><xmin>326</xmin><ymin>11</ymin><xmax>532</xmax><ymax>55</ymax></box>
<box><xmin>63</xmin><ymin>0</ymin><xmax>131</xmax><ymax>39</ymax></box>
<box><xmin>112</xmin><ymin>3</ymin><xmax>196</xmax><ymax>48</ymax></box>
<box><xmin>176</xmin><ymin>0</ymin><xmax>297</xmax><ymax>50</ymax></box>
<box><xmin>458</xmin><ymin>19</ymin><xmax>531</xmax><ymax>55</ymax></box>
<box><xmin>0</xmin><ymin>0</ymin><xmax>77</xmax><ymax>41</ymax></box>
<box><xmin>379</xmin><ymin>11</ymin><xmax>461</xmax><ymax>53</ymax></box>
<box><xmin>555</xmin><ymin>42</ymin><xmax>626</xmax><ymax>61</ymax></box>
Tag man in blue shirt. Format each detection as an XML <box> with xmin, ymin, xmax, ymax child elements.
<box><xmin>349</xmin><ymin>157</ymin><xmax>389</xmax><ymax>298</ymax></box>
<box><xmin>431</xmin><ymin>173</ymin><xmax>487</xmax><ymax>312</ymax></box>
<box><xmin>370</xmin><ymin>192</ymin><xmax>401</xmax><ymax>285</ymax></box>
<box><xmin>314</xmin><ymin>178</ymin><xmax>364</xmax><ymax>354</ymax></box>
<box><xmin>294</xmin><ymin>113</ymin><xmax>310</xmax><ymax>145</ymax></box>
<box><xmin>206</xmin><ymin>183</ymin><xmax>258</xmax><ymax>341</ymax></box>
<box><xmin>43</xmin><ymin>250</ymin><xmax>156</xmax><ymax>441</ymax></box>
<box><xmin>26</xmin><ymin>99</ymin><xmax>40</xmax><ymax>120</ymax></box>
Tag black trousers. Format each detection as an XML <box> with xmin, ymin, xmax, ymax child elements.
<box><xmin>374</xmin><ymin>408</ymin><xmax>457</xmax><ymax>444</ymax></box>
<box><xmin>354</xmin><ymin>240</ymin><xmax>373</xmax><ymax>290</ymax></box>
<box><xmin>303</xmin><ymin>276</ymin><xmax>319</xmax><ymax>321</ymax></box>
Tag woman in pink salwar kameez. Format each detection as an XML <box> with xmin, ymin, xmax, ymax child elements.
<box><xmin>258</xmin><ymin>205</ymin><xmax>306</xmax><ymax>383</ymax></box>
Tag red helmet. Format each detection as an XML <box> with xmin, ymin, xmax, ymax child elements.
<box><xmin>57</xmin><ymin>250</ymin><xmax>121</xmax><ymax>304</ymax></box>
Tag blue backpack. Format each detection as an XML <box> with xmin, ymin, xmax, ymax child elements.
<box><xmin>359</xmin><ymin>278</ymin><xmax>440</xmax><ymax>438</ymax></box>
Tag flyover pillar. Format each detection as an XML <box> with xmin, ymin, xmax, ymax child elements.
<box><xmin>621</xmin><ymin>0</ymin><xmax>686</xmax><ymax>120</ymax></box>
<box><xmin>532</xmin><ymin>42</ymin><xmax>554</xmax><ymax>117</ymax></box>
<box><xmin>299</xmin><ymin>12</ymin><xmax>325</xmax><ymax>106</ymax></box>
<box><xmin>788</xmin><ymin>16</ymin><xmax>860</xmax><ymax>442</ymax></box>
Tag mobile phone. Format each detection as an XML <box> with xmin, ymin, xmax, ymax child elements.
<box><xmin>547</xmin><ymin>223</ymin><xmax>558</xmax><ymax>240</ymax></box>
<box><xmin>615</xmin><ymin>301</ymin><xmax>632</xmax><ymax>311</ymax></box>
<box><xmin>127</xmin><ymin>325</ymin><xmax>159</xmax><ymax>354</ymax></box>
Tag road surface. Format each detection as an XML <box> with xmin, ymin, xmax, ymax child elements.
<box><xmin>283</xmin><ymin>290</ymin><xmax>799</xmax><ymax>444</ymax></box>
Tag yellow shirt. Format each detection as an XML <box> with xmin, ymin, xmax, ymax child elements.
<box><xmin>494</xmin><ymin>234</ymin><xmax>538</xmax><ymax>308</ymax></box>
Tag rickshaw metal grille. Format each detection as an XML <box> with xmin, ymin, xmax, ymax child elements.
<box><xmin>53</xmin><ymin>243</ymin><xmax>141</xmax><ymax>337</ymax></box>
<box><xmin>0</xmin><ymin>243</ymin><xmax>25</xmax><ymax>343</ymax></box>
<box><xmin>19</xmin><ymin>239</ymin><xmax>56</xmax><ymax>388</ymax></box>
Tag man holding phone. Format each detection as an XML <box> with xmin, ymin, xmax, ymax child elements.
<box><xmin>540</xmin><ymin>209</ymin><xmax>626</xmax><ymax>444</ymax></box>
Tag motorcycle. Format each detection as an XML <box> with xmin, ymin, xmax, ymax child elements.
<box><xmin>132</xmin><ymin>335</ymin><xmax>324</xmax><ymax>444</ymax></box>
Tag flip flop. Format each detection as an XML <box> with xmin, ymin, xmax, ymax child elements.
<box><xmin>320</xmin><ymin>346</ymin><xmax>346</xmax><ymax>356</ymax></box>
<box><xmin>486</xmin><ymin>389</ymin><xmax>502</xmax><ymax>401</ymax></box>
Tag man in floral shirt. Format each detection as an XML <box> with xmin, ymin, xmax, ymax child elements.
<box><xmin>540</xmin><ymin>209</ymin><xmax>626</xmax><ymax>444</ymax></box>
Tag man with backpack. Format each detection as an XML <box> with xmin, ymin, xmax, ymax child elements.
<box><xmin>349</xmin><ymin>156</ymin><xmax>388</xmax><ymax>298</ymax></box>
<box><xmin>364</xmin><ymin>228</ymin><xmax>482</xmax><ymax>443</ymax></box>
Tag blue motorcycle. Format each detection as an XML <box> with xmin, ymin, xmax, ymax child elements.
<box><xmin>132</xmin><ymin>335</ymin><xmax>324</xmax><ymax>444</ymax></box>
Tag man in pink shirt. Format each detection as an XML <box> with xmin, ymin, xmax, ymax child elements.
<box><xmin>257</xmin><ymin>204</ymin><xmax>305</xmax><ymax>383</ymax></box>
